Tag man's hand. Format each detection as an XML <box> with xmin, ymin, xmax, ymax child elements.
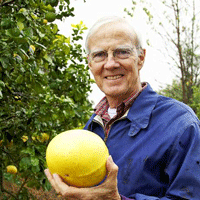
<box><xmin>44</xmin><ymin>155</ymin><xmax>121</xmax><ymax>200</ymax></box>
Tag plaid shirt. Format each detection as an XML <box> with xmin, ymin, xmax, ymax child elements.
<box><xmin>94</xmin><ymin>82</ymin><xmax>147</xmax><ymax>136</ymax></box>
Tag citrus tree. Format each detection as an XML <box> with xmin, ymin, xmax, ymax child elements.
<box><xmin>158</xmin><ymin>80</ymin><xmax>183</xmax><ymax>102</ymax></box>
<box><xmin>0</xmin><ymin>0</ymin><xmax>93</xmax><ymax>199</ymax></box>
<box><xmin>125</xmin><ymin>0</ymin><xmax>200</xmax><ymax>105</ymax></box>
<box><xmin>158</xmin><ymin>79</ymin><xmax>200</xmax><ymax>119</ymax></box>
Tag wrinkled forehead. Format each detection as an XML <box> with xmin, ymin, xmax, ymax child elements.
<box><xmin>88</xmin><ymin>22</ymin><xmax>138</xmax><ymax>51</ymax></box>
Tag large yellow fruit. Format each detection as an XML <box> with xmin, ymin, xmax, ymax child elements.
<box><xmin>46</xmin><ymin>130</ymin><xmax>109</xmax><ymax>187</ymax></box>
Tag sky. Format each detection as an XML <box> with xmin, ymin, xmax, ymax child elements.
<box><xmin>56</xmin><ymin>0</ymin><xmax>177</xmax><ymax>106</ymax></box>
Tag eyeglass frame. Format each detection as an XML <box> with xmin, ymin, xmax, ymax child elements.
<box><xmin>88</xmin><ymin>46</ymin><xmax>142</xmax><ymax>63</ymax></box>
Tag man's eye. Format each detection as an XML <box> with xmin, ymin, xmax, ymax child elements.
<box><xmin>115</xmin><ymin>49</ymin><xmax>131</xmax><ymax>57</ymax></box>
<box><xmin>93</xmin><ymin>52</ymin><xmax>106</xmax><ymax>58</ymax></box>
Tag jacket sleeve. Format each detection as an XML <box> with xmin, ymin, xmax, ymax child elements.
<box><xmin>121</xmin><ymin>195</ymin><xmax>135</xmax><ymax>200</ymax></box>
<box><xmin>121</xmin><ymin>122</ymin><xmax>200</xmax><ymax>200</ymax></box>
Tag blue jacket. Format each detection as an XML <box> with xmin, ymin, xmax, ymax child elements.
<box><xmin>84</xmin><ymin>84</ymin><xmax>200</xmax><ymax>200</ymax></box>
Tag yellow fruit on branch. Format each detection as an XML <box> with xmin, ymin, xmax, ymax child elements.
<box><xmin>32</xmin><ymin>136</ymin><xmax>36</xmax><ymax>141</ymax></box>
<box><xmin>46</xmin><ymin>130</ymin><xmax>109</xmax><ymax>187</ymax></box>
<box><xmin>41</xmin><ymin>133</ymin><xmax>49</xmax><ymax>141</ymax></box>
<box><xmin>43</xmin><ymin>19</ymin><xmax>48</xmax><ymax>24</ymax></box>
<box><xmin>21</xmin><ymin>135</ymin><xmax>28</xmax><ymax>142</ymax></box>
<box><xmin>36</xmin><ymin>133</ymin><xmax>49</xmax><ymax>142</ymax></box>
<box><xmin>7</xmin><ymin>165</ymin><xmax>18</xmax><ymax>174</ymax></box>
<box><xmin>29</xmin><ymin>45</ymin><xmax>36</xmax><ymax>55</ymax></box>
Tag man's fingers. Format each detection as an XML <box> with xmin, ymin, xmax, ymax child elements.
<box><xmin>44</xmin><ymin>169</ymin><xmax>53</xmax><ymax>182</ymax></box>
<box><xmin>106</xmin><ymin>155</ymin><xmax>119</xmax><ymax>181</ymax></box>
<box><xmin>44</xmin><ymin>169</ymin><xmax>61</xmax><ymax>194</ymax></box>
<box><xmin>53</xmin><ymin>173</ymin><xmax>78</xmax><ymax>196</ymax></box>
<box><xmin>53</xmin><ymin>173</ymin><xmax>67</xmax><ymax>189</ymax></box>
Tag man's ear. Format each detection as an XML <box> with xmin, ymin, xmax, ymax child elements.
<box><xmin>138</xmin><ymin>49</ymin><xmax>146</xmax><ymax>70</ymax></box>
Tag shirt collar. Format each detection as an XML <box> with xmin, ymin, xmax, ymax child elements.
<box><xmin>94</xmin><ymin>82</ymin><xmax>148</xmax><ymax>120</ymax></box>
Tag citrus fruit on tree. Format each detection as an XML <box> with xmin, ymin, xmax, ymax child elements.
<box><xmin>37</xmin><ymin>133</ymin><xmax>49</xmax><ymax>142</ymax></box>
<box><xmin>7</xmin><ymin>165</ymin><xmax>18</xmax><ymax>174</ymax></box>
<box><xmin>46</xmin><ymin>130</ymin><xmax>109</xmax><ymax>187</ymax></box>
<box><xmin>29</xmin><ymin>45</ymin><xmax>36</xmax><ymax>55</ymax></box>
<box><xmin>21</xmin><ymin>135</ymin><xmax>28</xmax><ymax>142</ymax></box>
<box><xmin>43</xmin><ymin>19</ymin><xmax>48</xmax><ymax>24</ymax></box>
<box><xmin>45</xmin><ymin>12</ymin><xmax>56</xmax><ymax>22</ymax></box>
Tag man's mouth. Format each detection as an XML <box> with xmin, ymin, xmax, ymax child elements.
<box><xmin>106</xmin><ymin>75</ymin><xmax>124</xmax><ymax>80</ymax></box>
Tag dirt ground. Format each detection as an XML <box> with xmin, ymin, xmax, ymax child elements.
<box><xmin>1</xmin><ymin>180</ymin><xmax>65</xmax><ymax>200</ymax></box>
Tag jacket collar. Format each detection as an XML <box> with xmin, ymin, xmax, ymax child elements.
<box><xmin>127</xmin><ymin>84</ymin><xmax>158</xmax><ymax>136</ymax></box>
<box><xmin>84</xmin><ymin>84</ymin><xmax>158</xmax><ymax>136</ymax></box>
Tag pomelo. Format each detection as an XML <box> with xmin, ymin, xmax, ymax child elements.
<box><xmin>46</xmin><ymin>130</ymin><xmax>109</xmax><ymax>187</ymax></box>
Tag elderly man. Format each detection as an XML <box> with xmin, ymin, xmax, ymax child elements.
<box><xmin>45</xmin><ymin>16</ymin><xmax>200</xmax><ymax>199</ymax></box>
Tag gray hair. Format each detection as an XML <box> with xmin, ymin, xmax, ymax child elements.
<box><xmin>85</xmin><ymin>16</ymin><xmax>143</xmax><ymax>54</ymax></box>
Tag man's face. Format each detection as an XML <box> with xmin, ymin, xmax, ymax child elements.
<box><xmin>87</xmin><ymin>23</ymin><xmax>145</xmax><ymax>102</ymax></box>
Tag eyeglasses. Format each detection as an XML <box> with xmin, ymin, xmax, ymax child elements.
<box><xmin>89</xmin><ymin>47</ymin><xmax>135</xmax><ymax>63</ymax></box>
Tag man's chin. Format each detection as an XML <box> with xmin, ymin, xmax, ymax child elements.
<box><xmin>104</xmin><ymin>90</ymin><xmax>130</xmax><ymax>99</ymax></box>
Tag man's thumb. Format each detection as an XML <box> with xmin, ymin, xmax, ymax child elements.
<box><xmin>106</xmin><ymin>155</ymin><xmax>118</xmax><ymax>179</ymax></box>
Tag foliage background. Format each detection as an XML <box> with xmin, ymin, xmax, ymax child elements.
<box><xmin>125</xmin><ymin>0</ymin><xmax>200</xmax><ymax>118</ymax></box>
<box><xmin>1</xmin><ymin>0</ymin><xmax>200</xmax><ymax>199</ymax></box>
<box><xmin>0</xmin><ymin>0</ymin><xmax>93</xmax><ymax>199</ymax></box>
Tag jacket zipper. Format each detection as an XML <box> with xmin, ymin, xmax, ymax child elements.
<box><xmin>92</xmin><ymin>119</ymin><xmax>107</xmax><ymax>143</ymax></box>
<box><xmin>93</xmin><ymin>115</ymin><xmax>128</xmax><ymax>143</ymax></box>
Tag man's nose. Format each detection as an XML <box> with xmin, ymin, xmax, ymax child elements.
<box><xmin>104</xmin><ymin>53</ymin><xmax>120</xmax><ymax>69</ymax></box>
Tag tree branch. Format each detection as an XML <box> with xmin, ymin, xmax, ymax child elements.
<box><xmin>16</xmin><ymin>176</ymin><xmax>29</xmax><ymax>197</ymax></box>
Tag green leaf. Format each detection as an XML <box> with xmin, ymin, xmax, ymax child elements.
<box><xmin>43</xmin><ymin>53</ymin><xmax>53</xmax><ymax>64</ymax></box>
<box><xmin>31</xmin><ymin>157</ymin><xmax>39</xmax><ymax>166</ymax></box>
<box><xmin>0</xmin><ymin>80</ymin><xmax>5</xmax><ymax>88</ymax></box>
<box><xmin>21</xmin><ymin>147</ymin><xmax>35</xmax><ymax>156</ymax></box>
<box><xmin>1</xmin><ymin>18</ymin><xmax>12</xmax><ymax>29</ymax></box>
<box><xmin>20</xmin><ymin>48</ymin><xmax>29</xmax><ymax>59</ymax></box>
<box><xmin>132</xmin><ymin>0</ymin><xmax>137</xmax><ymax>5</ymax></box>
<box><xmin>5</xmin><ymin>28</ymin><xmax>21</xmax><ymax>37</ymax></box>
<box><xmin>0</xmin><ymin>57</ymin><xmax>9</xmax><ymax>69</ymax></box>
<box><xmin>19</xmin><ymin>8</ymin><xmax>28</xmax><ymax>15</ymax></box>
<box><xmin>44</xmin><ymin>179</ymin><xmax>52</xmax><ymax>191</ymax></box>
<box><xmin>33</xmin><ymin>81</ymin><xmax>43</xmax><ymax>93</ymax></box>
<box><xmin>36</xmin><ymin>29</ymin><xmax>45</xmax><ymax>38</ymax></box>
<box><xmin>31</xmin><ymin>165</ymin><xmax>40</xmax><ymax>172</ymax></box>
<box><xmin>17</xmin><ymin>21</ymin><xmax>25</xmax><ymax>31</ymax></box>
<box><xmin>35</xmin><ymin>42</ymin><xmax>47</xmax><ymax>49</ymax></box>
<box><xmin>51</xmin><ymin>24</ymin><xmax>58</xmax><ymax>34</ymax></box>
<box><xmin>13</xmin><ymin>37</ymin><xmax>28</xmax><ymax>44</ymax></box>
<box><xmin>15</xmin><ymin>13</ymin><xmax>26</xmax><ymax>22</ymax></box>
<box><xmin>16</xmin><ymin>75</ymin><xmax>24</xmax><ymax>84</ymax></box>
<box><xmin>23</xmin><ymin>27</ymin><xmax>33</xmax><ymax>37</ymax></box>
<box><xmin>19</xmin><ymin>157</ymin><xmax>31</xmax><ymax>170</ymax></box>
<box><xmin>65</xmin><ymin>37</ymin><xmax>70</xmax><ymax>44</ymax></box>
<box><xmin>0</xmin><ymin>91</ymin><xmax>3</xmax><ymax>99</ymax></box>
